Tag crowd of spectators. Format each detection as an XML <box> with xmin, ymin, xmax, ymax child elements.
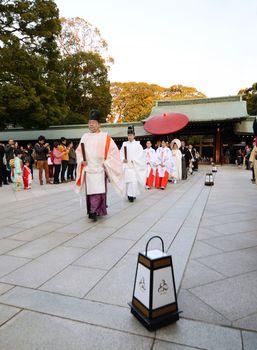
<box><xmin>0</xmin><ymin>136</ymin><xmax>77</xmax><ymax>190</ymax></box>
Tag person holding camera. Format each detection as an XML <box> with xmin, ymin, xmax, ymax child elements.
<box><xmin>34</xmin><ymin>135</ymin><xmax>50</xmax><ymax>185</ymax></box>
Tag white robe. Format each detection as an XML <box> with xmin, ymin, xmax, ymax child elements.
<box><xmin>120</xmin><ymin>140</ymin><xmax>147</xmax><ymax>197</ymax></box>
<box><xmin>75</xmin><ymin>131</ymin><xmax>123</xmax><ymax>196</ymax></box>
<box><xmin>156</xmin><ymin>147</ymin><xmax>174</xmax><ymax>177</ymax></box>
<box><xmin>171</xmin><ymin>148</ymin><xmax>182</xmax><ymax>181</ymax></box>
<box><xmin>143</xmin><ymin>147</ymin><xmax>157</xmax><ymax>177</ymax></box>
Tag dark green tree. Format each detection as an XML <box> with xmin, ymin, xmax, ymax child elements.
<box><xmin>63</xmin><ymin>51</ymin><xmax>111</xmax><ymax>124</ymax></box>
<box><xmin>0</xmin><ymin>0</ymin><xmax>67</xmax><ymax>129</ymax></box>
<box><xmin>238</xmin><ymin>82</ymin><xmax>257</xmax><ymax>116</ymax></box>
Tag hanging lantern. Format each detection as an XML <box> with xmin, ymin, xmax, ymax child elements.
<box><xmin>129</xmin><ymin>236</ymin><xmax>180</xmax><ymax>331</ymax></box>
<box><xmin>205</xmin><ymin>173</ymin><xmax>214</xmax><ymax>186</ymax></box>
<box><xmin>212</xmin><ymin>164</ymin><xmax>217</xmax><ymax>173</ymax></box>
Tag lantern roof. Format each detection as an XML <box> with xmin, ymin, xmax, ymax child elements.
<box><xmin>143</xmin><ymin>249</ymin><xmax>168</xmax><ymax>260</ymax></box>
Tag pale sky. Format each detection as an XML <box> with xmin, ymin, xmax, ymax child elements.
<box><xmin>55</xmin><ymin>0</ymin><xmax>257</xmax><ymax>97</ymax></box>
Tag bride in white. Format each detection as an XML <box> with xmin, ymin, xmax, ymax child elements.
<box><xmin>170</xmin><ymin>139</ymin><xmax>182</xmax><ymax>182</ymax></box>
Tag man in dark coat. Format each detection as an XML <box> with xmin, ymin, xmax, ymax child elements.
<box><xmin>180</xmin><ymin>141</ymin><xmax>192</xmax><ymax>180</ymax></box>
<box><xmin>5</xmin><ymin>139</ymin><xmax>15</xmax><ymax>183</ymax></box>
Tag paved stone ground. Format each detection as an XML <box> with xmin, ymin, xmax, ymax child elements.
<box><xmin>0</xmin><ymin>166</ymin><xmax>257</xmax><ymax>350</ymax></box>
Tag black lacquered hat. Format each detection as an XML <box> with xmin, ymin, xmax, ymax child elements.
<box><xmin>89</xmin><ymin>109</ymin><xmax>101</xmax><ymax>122</ymax></box>
<box><xmin>127</xmin><ymin>125</ymin><xmax>135</xmax><ymax>135</ymax></box>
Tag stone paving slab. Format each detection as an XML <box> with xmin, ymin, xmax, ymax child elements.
<box><xmin>201</xmin><ymin>211</ymin><xmax>257</xmax><ymax>226</ymax></box>
<box><xmin>0</xmin><ymin>239</ymin><xmax>25</xmax><ymax>255</ymax></box>
<box><xmin>242</xmin><ymin>330</ymin><xmax>257</xmax><ymax>350</ymax></box>
<box><xmin>6</xmin><ymin>232</ymin><xmax>76</xmax><ymax>259</ymax></box>
<box><xmin>202</xmin><ymin>231</ymin><xmax>257</xmax><ymax>252</ymax></box>
<box><xmin>0</xmin><ymin>304</ymin><xmax>20</xmax><ymax>326</ymax></box>
<box><xmin>0</xmin><ymin>246</ymin><xmax>86</xmax><ymax>288</ymax></box>
<box><xmin>54</xmin><ymin>219</ymin><xmax>95</xmax><ymax>234</ymax></box>
<box><xmin>196</xmin><ymin>226</ymin><xmax>225</xmax><ymax>240</ymax></box>
<box><xmin>85</xmin><ymin>254</ymin><xmax>136</xmax><ymax>306</ymax></box>
<box><xmin>197</xmin><ymin>247</ymin><xmax>257</xmax><ymax>277</ymax></box>
<box><xmin>190</xmin><ymin>240</ymin><xmax>223</xmax><ymax>259</ymax></box>
<box><xmin>0</xmin><ymin>287</ymin><xmax>154</xmax><ymax>337</ymax></box>
<box><xmin>178</xmin><ymin>289</ymin><xmax>232</xmax><ymax>326</ymax></box>
<box><xmin>0</xmin><ymin>226</ymin><xmax>25</xmax><ymax>239</ymax></box>
<box><xmin>0</xmin><ymin>217</ymin><xmax>21</xmax><ymax>228</ymax></box>
<box><xmin>155</xmin><ymin>318</ymin><xmax>242</xmax><ymax>350</ymax></box>
<box><xmin>64</xmin><ymin>225</ymin><xmax>117</xmax><ymax>249</ymax></box>
<box><xmin>209</xmin><ymin>220</ymin><xmax>257</xmax><ymax>235</ymax></box>
<box><xmin>233</xmin><ymin>313</ymin><xmax>257</xmax><ymax>332</ymax></box>
<box><xmin>40</xmin><ymin>265</ymin><xmax>106</xmax><ymax>298</ymax></box>
<box><xmin>0</xmin><ymin>283</ymin><xmax>14</xmax><ymax>296</ymax></box>
<box><xmin>181</xmin><ymin>260</ymin><xmax>225</xmax><ymax>289</ymax></box>
<box><xmin>9</xmin><ymin>222</ymin><xmax>66</xmax><ymax>241</ymax></box>
<box><xmin>0</xmin><ymin>255</ymin><xmax>31</xmax><ymax>278</ymax></box>
<box><xmin>152</xmin><ymin>341</ymin><xmax>199</xmax><ymax>350</ymax></box>
<box><xmin>74</xmin><ymin>237</ymin><xmax>135</xmax><ymax>271</ymax></box>
<box><xmin>189</xmin><ymin>262</ymin><xmax>257</xmax><ymax>324</ymax></box>
<box><xmin>0</xmin><ymin>310</ymin><xmax>154</xmax><ymax>350</ymax></box>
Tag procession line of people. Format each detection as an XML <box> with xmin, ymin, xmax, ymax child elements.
<box><xmin>75</xmin><ymin>110</ymin><xmax>198</xmax><ymax>221</ymax></box>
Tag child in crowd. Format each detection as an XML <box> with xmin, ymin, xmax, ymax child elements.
<box><xmin>11</xmin><ymin>149</ymin><xmax>24</xmax><ymax>191</ymax></box>
<box><xmin>23</xmin><ymin>160</ymin><xmax>32</xmax><ymax>190</ymax></box>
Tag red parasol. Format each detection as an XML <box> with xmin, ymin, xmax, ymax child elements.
<box><xmin>144</xmin><ymin>113</ymin><xmax>189</xmax><ymax>135</ymax></box>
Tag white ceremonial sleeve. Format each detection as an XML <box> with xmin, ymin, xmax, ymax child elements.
<box><xmin>132</xmin><ymin>142</ymin><xmax>147</xmax><ymax>187</ymax></box>
<box><xmin>104</xmin><ymin>138</ymin><xmax>124</xmax><ymax>197</ymax></box>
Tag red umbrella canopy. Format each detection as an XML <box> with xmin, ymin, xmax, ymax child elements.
<box><xmin>144</xmin><ymin>113</ymin><xmax>189</xmax><ymax>135</ymax></box>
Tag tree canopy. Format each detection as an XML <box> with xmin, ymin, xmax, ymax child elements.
<box><xmin>238</xmin><ymin>82</ymin><xmax>257</xmax><ymax>116</ymax></box>
<box><xmin>57</xmin><ymin>17</ymin><xmax>114</xmax><ymax>66</ymax></box>
<box><xmin>63</xmin><ymin>51</ymin><xmax>111</xmax><ymax>124</ymax></box>
<box><xmin>0</xmin><ymin>0</ymin><xmax>67</xmax><ymax>129</ymax></box>
<box><xmin>109</xmin><ymin>82</ymin><xmax>206</xmax><ymax>123</ymax></box>
<box><xmin>0</xmin><ymin>4</ymin><xmax>112</xmax><ymax>129</ymax></box>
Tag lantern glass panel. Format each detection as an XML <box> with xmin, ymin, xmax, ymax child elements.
<box><xmin>153</xmin><ymin>267</ymin><xmax>176</xmax><ymax>309</ymax></box>
<box><xmin>134</xmin><ymin>263</ymin><xmax>150</xmax><ymax>308</ymax></box>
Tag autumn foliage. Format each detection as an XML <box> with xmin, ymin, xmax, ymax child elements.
<box><xmin>108</xmin><ymin>83</ymin><xmax>206</xmax><ymax>123</ymax></box>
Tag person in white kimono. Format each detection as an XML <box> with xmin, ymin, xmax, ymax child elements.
<box><xmin>155</xmin><ymin>140</ymin><xmax>174</xmax><ymax>190</ymax></box>
<box><xmin>170</xmin><ymin>139</ymin><xmax>182</xmax><ymax>182</ymax></box>
<box><xmin>120</xmin><ymin>125</ymin><xmax>147</xmax><ymax>202</ymax></box>
<box><xmin>144</xmin><ymin>140</ymin><xmax>156</xmax><ymax>189</ymax></box>
<box><xmin>75</xmin><ymin>110</ymin><xmax>123</xmax><ymax>221</ymax></box>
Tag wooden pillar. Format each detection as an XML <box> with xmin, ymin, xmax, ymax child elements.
<box><xmin>215</xmin><ymin>127</ymin><xmax>221</xmax><ymax>163</ymax></box>
<box><xmin>199</xmin><ymin>139</ymin><xmax>203</xmax><ymax>157</ymax></box>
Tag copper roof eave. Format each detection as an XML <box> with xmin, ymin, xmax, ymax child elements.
<box><xmin>187</xmin><ymin>116</ymin><xmax>247</xmax><ymax>124</ymax></box>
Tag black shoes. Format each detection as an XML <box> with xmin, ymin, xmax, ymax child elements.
<box><xmin>128</xmin><ymin>196</ymin><xmax>136</xmax><ymax>202</ymax></box>
<box><xmin>88</xmin><ymin>212</ymin><xmax>97</xmax><ymax>221</ymax></box>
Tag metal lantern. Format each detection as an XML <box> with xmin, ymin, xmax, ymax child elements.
<box><xmin>212</xmin><ymin>164</ymin><xmax>217</xmax><ymax>173</ymax></box>
<box><xmin>205</xmin><ymin>173</ymin><xmax>214</xmax><ymax>186</ymax></box>
<box><xmin>129</xmin><ymin>236</ymin><xmax>180</xmax><ymax>331</ymax></box>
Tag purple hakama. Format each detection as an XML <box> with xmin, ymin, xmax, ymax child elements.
<box><xmin>86</xmin><ymin>193</ymin><xmax>107</xmax><ymax>216</ymax></box>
